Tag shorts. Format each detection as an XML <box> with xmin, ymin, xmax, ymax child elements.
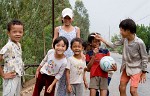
<box><xmin>89</xmin><ymin>76</ymin><xmax>108</xmax><ymax>90</ymax></box>
<box><xmin>120</xmin><ymin>69</ymin><xmax>142</xmax><ymax>87</ymax></box>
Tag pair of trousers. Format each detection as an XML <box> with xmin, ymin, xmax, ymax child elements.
<box><xmin>32</xmin><ymin>73</ymin><xmax>55</xmax><ymax>96</ymax></box>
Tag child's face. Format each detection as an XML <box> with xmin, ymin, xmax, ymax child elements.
<box><xmin>55</xmin><ymin>40</ymin><xmax>67</xmax><ymax>55</ymax></box>
<box><xmin>91</xmin><ymin>38</ymin><xmax>101</xmax><ymax>48</ymax></box>
<box><xmin>71</xmin><ymin>41</ymin><xmax>83</xmax><ymax>55</ymax></box>
<box><xmin>120</xmin><ymin>28</ymin><xmax>130</xmax><ymax>38</ymax></box>
<box><xmin>62</xmin><ymin>16</ymin><xmax>73</xmax><ymax>26</ymax></box>
<box><xmin>8</xmin><ymin>25</ymin><xmax>24</xmax><ymax>43</ymax></box>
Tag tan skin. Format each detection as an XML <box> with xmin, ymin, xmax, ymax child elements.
<box><xmin>53</xmin><ymin>16</ymin><xmax>80</xmax><ymax>44</ymax></box>
<box><xmin>85</xmin><ymin>36</ymin><xmax>117</xmax><ymax>96</ymax></box>
<box><xmin>0</xmin><ymin>25</ymin><xmax>24</xmax><ymax>79</ymax></box>
<box><xmin>93</xmin><ymin>29</ymin><xmax>146</xmax><ymax>96</ymax></box>
<box><xmin>66</xmin><ymin>41</ymin><xmax>88</xmax><ymax>93</ymax></box>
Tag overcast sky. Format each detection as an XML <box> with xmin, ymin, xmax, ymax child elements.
<box><xmin>69</xmin><ymin>0</ymin><xmax>150</xmax><ymax>40</ymax></box>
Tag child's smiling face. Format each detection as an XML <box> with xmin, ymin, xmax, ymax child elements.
<box><xmin>8</xmin><ymin>25</ymin><xmax>24</xmax><ymax>43</ymax></box>
<box><xmin>55</xmin><ymin>40</ymin><xmax>67</xmax><ymax>55</ymax></box>
<box><xmin>71</xmin><ymin>41</ymin><xmax>83</xmax><ymax>55</ymax></box>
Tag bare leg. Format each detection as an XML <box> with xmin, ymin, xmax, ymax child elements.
<box><xmin>90</xmin><ymin>88</ymin><xmax>96</xmax><ymax>96</ymax></box>
<box><xmin>119</xmin><ymin>81</ymin><xmax>128</xmax><ymax>96</ymax></box>
<box><xmin>130</xmin><ymin>86</ymin><xmax>138</xmax><ymax>96</ymax></box>
<box><xmin>100</xmin><ymin>89</ymin><xmax>107</xmax><ymax>96</ymax></box>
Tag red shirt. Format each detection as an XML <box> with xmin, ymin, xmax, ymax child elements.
<box><xmin>86</xmin><ymin>48</ymin><xmax>110</xmax><ymax>78</ymax></box>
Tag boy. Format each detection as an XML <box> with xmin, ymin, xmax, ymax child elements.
<box><xmin>96</xmin><ymin>18</ymin><xmax>148</xmax><ymax>96</ymax></box>
<box><xmin>66</xmin><ymin>38</ymin><xmax>88</xmax><ymax>96</ymax></box>
<box><xmin>0</xmin><ymin>19</ymin><xmax>24</xmax><ymax>96</ymax></box>
<box><xmin>85</xmin><ymin>33</ymin><xmax>116</xmax><ymax>96</ymax></box>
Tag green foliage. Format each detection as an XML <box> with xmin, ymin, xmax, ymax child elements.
<box><xmin>136</xmin><ymin>24</ymin><xmax>150</xmax><ymax>53</ymax></box>
<box><xmin>73</xmin><ymin>1</ymin><xmax>90</xmax><ymax>40</ymax></box>
<box><xmin>0</xmin><ymin>0</ymin><xmax>90</xmax><ymax>89</ymax></box>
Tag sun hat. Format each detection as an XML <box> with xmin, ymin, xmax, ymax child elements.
<box><xmin>62</xmin><ymin>8</ymin><xmax>74</xmax><ymax>19</ymax></box>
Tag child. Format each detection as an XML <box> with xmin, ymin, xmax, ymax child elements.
<box><xmin>32</xmin><ymin>36</ymin><xmax>69</xmax><ymax>96</ymax></box>
<box><xmin>66</xmin><ymin>38</ymin><xmax>88</xmax><ymax>96</ymax></box>
<box><xmin>53</xmin><ymin>8</ymin><xmax>80</xmax><ymax>96</ymax></box>
<box><xmin>85</xmin><ymin>33</ymin><xmax>117</xmax><ymax>96</ymax></box>
<box><xmin>0</xmin><ymin>19</ymin><xmax>24</xmax><ymax>96</ymax></box>
<box><xmin>96</xmin><ymin>18</ymin><xmax>148</xmax><ymax>96</ymax></box>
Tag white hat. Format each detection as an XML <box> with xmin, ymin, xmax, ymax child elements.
<box><xmin>62</xmin><ymin>8</ymin><xmax>74</xmax><ymax>19</ymax></box>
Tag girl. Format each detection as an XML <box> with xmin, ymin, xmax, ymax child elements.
<box><xmin>32</xmin><ymin>36</ymin><xmax>69</xmax><ymax>96</ymax></box>
<box><xmin>53</xmin><ymin>8</ymin><xmax>80</xmax><ymax>96</ymax></box>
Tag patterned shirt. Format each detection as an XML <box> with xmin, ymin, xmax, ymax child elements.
<box><xmin>40</xmin><ymin>49</ymin><xmax>67</xmax><ymax>80</ymax></box>
<box><xmin>0</xmin><ymin>39</ymin><xmax>24</xmax><ymax>76</ymax></box>
<box><xmin>66</xmin><ymin>56</ymin><xmax>86</xmax><ymax>84</ymax></box>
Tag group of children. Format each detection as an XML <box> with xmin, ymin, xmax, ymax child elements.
<box><xmin>0</xmin><ymin>7</ymin><xmax>149</xmax><ymax>96</ymax></box>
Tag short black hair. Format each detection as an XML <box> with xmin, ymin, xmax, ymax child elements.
<box><xmin>53</xmin><ymin>36</ymin><xmax>69</xmax><ymax>50</ymax></box>
<box><xmin>71</xmin><ymin>38</ymin><xmax>83</xmax><ymax>48</ymax></box>
<box><xmin>82</xmin><ymin>41</ymin><xmax>90</xmax><ymax>50</ymax></box>
<box><xmin>7</xmin><ymin>19</ymin><xmax>24</xmax><ymax>31</ymax></box>
<box><xmin>88</xmin><ymin>32</ymin><xmax>101</xmax><ymax>43</ymax></box>
<box><xmin>119</xmin><ymin>18</ymin><xmax>136</xmax><ymax>34</ymax></box>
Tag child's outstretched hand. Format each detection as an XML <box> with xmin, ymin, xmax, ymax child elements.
<box><xmin>47</xmin><ymin>84</ymin><xmax>54</xmax><ymax>93</ymax></box>
<box><xmin>140</xmin><ymin>73</ymin><xmax>146</xmax><ymax>83</ymax></box>
<box><xmin>3</xmin><ymin>71</ymin><xmax>16</xmax><ymax>79</ymax></box>
<box><xmin>67</xmin><ymin>84</ymin><xmax>72</xmax><ymax>93</ymax></box>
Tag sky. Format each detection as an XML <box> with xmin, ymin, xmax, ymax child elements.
<box><xmin>69</xmin><ymin>0</ymin><xmax>150</xmax><ymax>40</ymax></box>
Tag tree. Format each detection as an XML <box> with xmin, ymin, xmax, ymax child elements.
<box><xmin>136</xmin><ymin>24</ymin><xmax>150</xmax><ymax>54</ymax></box>
<box><xmin>73</xmin><ymin>0</ymin><xmax>90</xmax><ymax>40</ymax></box>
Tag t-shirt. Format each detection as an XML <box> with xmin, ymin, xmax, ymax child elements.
<box><xmin>0</xmin><ymin>39</ymin><xmax>24</xmax><ymax>76</ymax></box>
<box><xmin>86</xmin><ymin>48</ymin><xmax>110</xmax><ymax>78</ymax></box>
<box><xmin>66</xmin><ymin>56</ymin><xmax>86</xmax><ymax>84</ymax></box>
<box><xmin>40</xmin><ymin>49</ymin><xmax>67</xmax><ymax>80</ymax></box>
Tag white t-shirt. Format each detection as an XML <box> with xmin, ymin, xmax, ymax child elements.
<box><xmin>40</xmin><ymin>49</ymin><xmax>67</xmax><ymax>80</ymax></box>
<box><xmin>66</xmin><ymin>56</ymin><xmax>86</xmax><ymax>84</ymax></box>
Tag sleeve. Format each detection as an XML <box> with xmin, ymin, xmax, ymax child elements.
<box><xmin>86</xmin><ymin>54</ymin><xmax>90</xmax><ymax>65</ymax></box>
<box><xmin>66</xmin><ymin>58</ymin><xmax>71</xmax><ymax>70</ymax></box>
<box><xmin>40</xmin><ymin>54</ymin><xmax>48</xmax><ymax>66</ymax></box>
<box><xmin>40</xmin><ymin>49</ymin><xmax>54</xmax><ymax>66</ymax></box>
<box><xmin>139</xmin><ymin>41</ymin><xmax>148</xmax><ymax>71</ymax></box>
<box><xmin>55</xmin><ymin>61</ymin><xmax>67</xmax><ymax>80</ymax></box>
<box><xmin>106</xmin><ymin>38</ymin><xmax>124</xmax><ymax>48</ymax></box>
<box><xmin>0</xmin><ymin>44</ymin><xmax>11</xmax><ymax>59</ymax></box>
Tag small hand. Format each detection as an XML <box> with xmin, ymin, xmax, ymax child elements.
<box><xmin>93</xmin><ymin>48</ymin><xmax>99</xmax><ymax>55</ymax></box>
<box><xmin>47</xmin><ymin>84</ymin><xmax>53</xmax><ymax>93</ymax></box>
<box><xmin>84</xmin><ymin>82</ymin><xmax>88</xmax><ymax>89</ymax></box>
<box><xmin>35</xmin><ymin>70</ymin><xmax>40</xmax><ymax>78</ymax></box>
<box><xmin>3</xmin><ymin>72</ymin><xmax>16</xmax><ymax>79</ymax></box>
<box><xmin>67</xmin><ymin>84</ymin><xmax>72</xmax><ymax>93</ymax></box>
<box><xmin>108</xmin><ymin>63</ymin><xmax>117</xmax><ymax>71</ymax></box>
<box><xmin>140</xmin><ymin>73</ymin><xmax>146</xmax><ymax>83</ymax></box>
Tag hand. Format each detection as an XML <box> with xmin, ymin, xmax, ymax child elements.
<box><xmin>140</xmin><ymin>73</ymin><xmax>146</xmax><ymax>83</ymax></box>
<box><xmin>3</xmin><ymin>72</ymin><xmax>16</xmax><ymax>79</ymax></box>
<box><xmin>108</xmin><ymin>63</ymin><xmax>117</xmax><ymax>71</ymax></box>
<box><xmin>93</xmin><ymin>48</ymin><xmax>99</xmax><ymax>55</ymax></box>
<box><xmin>67</xmin><ymin>84</ymin><xmax>72</xmax><ymax>93</ymax></box>
<box><xmin>84</xmin><ymin>82</ymin><xmax>88</xmax><ymax>89</ymax></box>
<box><xmin>35</xmin><ymin>69</ymin><xmax>40</xmax><ymax>78</ymax></box>
<box><xmin>47</xmin><ymin>84</ymin><xmax>53</xmax><ymax>93</ymax></box>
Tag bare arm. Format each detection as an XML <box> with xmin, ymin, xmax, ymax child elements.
<box><xmin>47</xmin><ymin>78</ymin><xmax>58</xmax><ymax>93</ymax></box>
<box><xmin>76</xmin><ymin>27</ymin><xmax>80</xmax><ymax>38</ymax></box>
<box><xmin>52</xmin><ymin>27</ymin><xmax>59</xmax><ymax>48</ymax></box>
<box><xmin>66</xmin><ymin>69</ymin><xmax>70</xmax><ymax>85</ymax></box>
